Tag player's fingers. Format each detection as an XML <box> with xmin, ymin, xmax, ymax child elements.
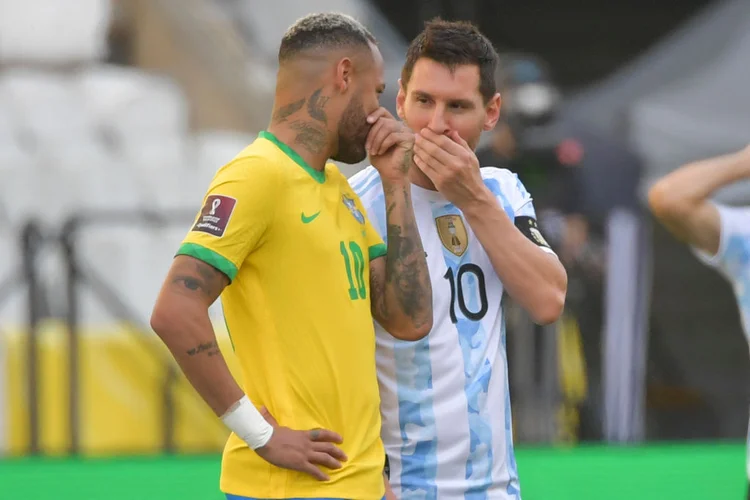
<box><xmin>420</xmin><ymin>128</ymin><xmax>465</xmax><ymax>157</ymax></box>
<box><xmin>308</xmin><ymin>451</ymin><xmax>343</xmax><ymax>470</ymax></box>
<box><xmin>300</xmin><ymin>462</ymin><xmax>329</xmax><ymax>481</ymax></box>
<box><xmin>413</xmin><ymin>141</ymin><xmax>447</xmax><ymax>169</ymax></box>
<box><xmin>366</xmin><ymin>107</ymin><xmax>392</xmax><ymax>125</ymax></box>
<box><xmin>379</xmin><ymin>130</ymin><xmax>415</xmax><ymax>156</ymax></box>
<box><xmin>414</xmin><ymin>135</ymin><xmax>453</xmax><ymax>167</ymax></box>
<box><xmin>312</xmin><ymin>441</ymin><xmax>348</xmax><ymax>461</ymax></box>
<box><xmin>448</xmin><ymin>130</ymin><xmax>471</xmax><ymax>151</ymax></box>
<box><xmin>365</xmin><ymin>119</ymin><xmax>388</xmax><ymax>155</ymax></box>
<box><xmin>309</xmin><ymin>428</ymin><xmax>343</xmax><ymax>443</ymax></box>
<box><xmin>413</xmin><ymin>152</ymin><xmax>440</xmax><ymax>184</ymax></box>
<box><xmin>369</xmin><ymin>122</ymin><xmax>396</xmax><ymax>156</ymax></box>
<box><xmin>375</xmin><ymin>134</ymin><xmax>399</xmax><ymax>156</ymax></box>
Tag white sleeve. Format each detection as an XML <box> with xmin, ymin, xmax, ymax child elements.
<box><xmin>348</xmin><ymin>165</ymin><xmax>386</xmax><ymax>239</ymax></box>
<box><xmin>692</xmin><ymin>204</ymin><xmax>750</xmax><ymax>278</ymax></box>
<box><xmin>510</xmin><ymin>175</ymin><xmax>536</xmax><ymax>219</ymax></box>
<box><xmin>482</xmin><ymin>167</ymin><xmax>555</xmax><ymax>255</ymax></box>
<box><xmin>481</xmin><ymin>167</ymin><xmax>537</xmax><ymax>218</ymax></box>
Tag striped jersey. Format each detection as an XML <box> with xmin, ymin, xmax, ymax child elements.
<box><xmin>350</xmin><ymin>165</ymin><xmax>548</xmax><ymax>499</ymax></box>
<box><xmin>692</xmin><ymin>204</ymin><xmax>750</xmax><ymax>480</ymax></box>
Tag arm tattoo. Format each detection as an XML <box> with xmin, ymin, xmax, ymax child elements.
<box><xmin>290</xmin><ymin>119</ymin><xmax>327</xmax><ymax>155</ymax></box>
<box><xmin>370</xmin><ymin>263</ymin><xmax>388</xmax><ymax>321</ymax></box>
<box><xmin>307</xmin><ymin>88</ymin><xmax>329</xmax><ymax>124</ymax></box>
<box><xmin>171</xmin><ymin>259</ymin><xmax>227</xmax><ymax>302</ymax></box>
<box><xmin>383</xmin><ymin>185</ymin><xmax>432</xmax><ymax>328</ymax></box>
<box><xmin>272</xmin><ymin>98</ymin><xmax>305</xmax><ymax>123</ymax></box>
<box><xmin>186</xmin><ymin>340</ymin><xmax>220</xmax><ymax>357</ymax></box>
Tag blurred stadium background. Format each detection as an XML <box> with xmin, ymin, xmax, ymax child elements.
<box><xmin>1</xmin><ymin>0</ymin><xmax>750</xmax><ymax>498</ymax></box>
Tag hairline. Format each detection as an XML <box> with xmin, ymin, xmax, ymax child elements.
<box><xmin>278</xmin><ymin>14</ymin><xmax>377</xmax><ymax>64</ymax></box>
<box><xmin>401</xmin><ymin>56</ymin><xmax>493</xmax><ymax>104</ymax></box>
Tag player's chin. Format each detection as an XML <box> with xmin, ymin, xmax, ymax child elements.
<box><xmin>333</xmin><ymin>144</ymin><xmax>367</xmax><ymax>165</ymax></box>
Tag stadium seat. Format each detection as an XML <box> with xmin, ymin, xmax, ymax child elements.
<box><xmin>0</xmin><ymin>70</ymin><xmax>102</xmax><ymax>154</ymax></box>
<box><xmin>79</xmin><ymin>66</ymin><xmax>190</xmax><ymax>138</ymax></box>
<box><xmin>0</xmin><ymin>0</ymin><xmax>111</xmax><ymax>64</ymax></box>
<box><xmin>0</xmin><ymin>224</ymin><xmax>34</xmax><ymax>327</ymax></box>
<box><xmin>2</xmin><ymin>163</ymin><xmax>49</xmax><ymax>225</ymax></box>
<box><xmin>191</xmin><ymin>129</ymin><xmax>256</xmax><ymax>175</ymax></box>
<box><xmin>127</xmin><ymin>227</ymin><xmax>190</xmax><ymax>323</ymax></box>
<box><xmin>76</xmin><ymin>227</ymin><xmax>149</xmax><ymax>325</ymax></box>
<box><xmin>0</xmin><ymin>98</ymin><xmax>34</xmax><ymax>174</ymax></box>
<box><xmin>78</xmin><ymin>66</ymin><xmax>192</xmax><ymax>171</ymax></box>
<box><xmin>120</xmin><ymin>137</ymin><xmax>190</xmax><ymax>175</ymax></box>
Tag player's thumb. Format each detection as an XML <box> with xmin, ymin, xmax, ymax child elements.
<box><xmin>259</xmin><ymin>406</ymin><xmax>279</xmax><ymax>427</ymax></box>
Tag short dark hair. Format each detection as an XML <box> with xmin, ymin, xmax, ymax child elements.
<box><xmin>278</xmin><ymin>13</ymin><xmax>376</xmax><ymax>63</ymax></box>
<box><xmin>401</xmin><ymin>19</ymin><xmax>499</xmax><ymax>103</ymax></box>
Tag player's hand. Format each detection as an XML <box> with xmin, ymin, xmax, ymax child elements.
<box><xmin>413</xmin><ymin>129</ymin><xmax>491</xmax><ymax>210</ymax></box>
<box><xmin>254</xmin><ymin>407</ymin><xmax>348</xmax><ymax>481</ymax></box>
<box><xmin>366</xmin><ymin>107</ymin><xmax>415</xmax><ymax>185</ymax></box>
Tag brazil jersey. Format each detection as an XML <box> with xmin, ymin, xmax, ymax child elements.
<box><xmin>176</xmin><ymin>131</ymin><xmax>387</xmax><ymax>499</ymax></box>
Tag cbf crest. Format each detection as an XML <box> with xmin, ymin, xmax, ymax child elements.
<box><xmin>435</xmin><ymin>214</ymin><xmax>468</xmax><ymax>257</ymax></box>
<box><xmin>342</xmin><ymin>195</ymin><xmax>365</xmax><ymax>224</ymax></box>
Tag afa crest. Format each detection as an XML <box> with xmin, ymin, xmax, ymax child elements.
<box><xmin>435</xmin><ymin>215</ymin><xmax>468</xmax><ymax>257</ymax></box>
<box><xmin>342</xmin><ymin>195</ymin><xmax>365</xmax><ymax>224</ymax></box>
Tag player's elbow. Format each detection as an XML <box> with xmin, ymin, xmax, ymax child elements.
<box><xmin>149</xmin><ymin>305</ymin><xmax>173</xmax><ymax>341</ymax></box>
<box><xmin>529</xmin><ymin>277</ymin><xmax>566</xmax><ymax>326</ymax></box>
<box><xmin>647</xmin><ymin>177</ymin><xmax>689</xmax><ymax>223</ymax></box>
<box><xmin>150</xmin><ymin>299</ymin><xmax>185</xmax><ymax>343</ymax></box>
<box><xmin>531</xmin><ymin>292</ymin><xmax>565</xmax><ymax>326</ymax></box>
<box><xmin>387</xmin><ymin>317</ymin><xmax>433</xmax><ymax>342</ymax></box>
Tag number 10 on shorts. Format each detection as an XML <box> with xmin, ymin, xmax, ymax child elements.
<box><xmin>340</xmin><ymin>241</ymin><xmax>366</xmax><ymax>300</ymax></box>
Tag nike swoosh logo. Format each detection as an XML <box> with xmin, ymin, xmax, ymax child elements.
<box><xmin>301</xmin><ymin>211</ymin><xmax>321</xmax><ymax>224</ymax></box>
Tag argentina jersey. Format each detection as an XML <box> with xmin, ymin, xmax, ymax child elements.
<box><xmin>692</xmin><ymin>205</ymin><xmax>750</xmax><ymax>481</ymax></box>
<box><xmin>350</xmin><ymin>165</ymin><xmax>550</xmax><ymax>500</ymax></box>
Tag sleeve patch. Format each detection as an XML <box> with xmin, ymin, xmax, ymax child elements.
<box><xmin>191</xmin><ymin>195</ymin><xmax>237</xmax><ymax>237</ymax></box>
<box><xmin>515</xmin><ymin>216</ymin><xmax>551</xmax><ymax>249</ymax></box>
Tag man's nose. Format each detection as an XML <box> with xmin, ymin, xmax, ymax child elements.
<box><xmin>427</xmin><ymin>107</ymin><xmax>450</xmax><ymax>135</ymax></box>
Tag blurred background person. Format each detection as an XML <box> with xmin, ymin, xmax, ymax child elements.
<box><xmin>648</xmin><ymin>145</ymin><xmax>750</xmax><ymax>497</ymax></box>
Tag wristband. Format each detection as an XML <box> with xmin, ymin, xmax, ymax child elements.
<box><xmin>220</xmin><ymin>395</ymin><xmax>274</xmax><ymax>450</ymax></box>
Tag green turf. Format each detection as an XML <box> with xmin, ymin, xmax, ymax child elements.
<box><xmin>0</xmin><ymin>443</ymin><xmax>745</xmax><ymax>499</ymax></box>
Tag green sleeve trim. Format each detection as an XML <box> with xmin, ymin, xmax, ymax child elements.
<box><xmin>176</xmin><ymin>243</ymin><xmax>239</xmax><ymax>282</ymax></box>
<box><xmin>368</xmin><ymin>243</ymin><xmax>387</xmax><ymax>261</ymax></box>
<box><xmin>259</xmin><ymin>130</ymin><xmax>326</xmax><ymax>184</ymax></box>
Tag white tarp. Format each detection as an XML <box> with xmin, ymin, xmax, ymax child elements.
<box><xmin>564</xmin><ymin>0</ymin><xmax>750</xmax><ymax>202</ymax></box>
<box><xmin>629</xmin><ymin>7</ymin><xmax>750</xmax><ymax>201</ymax></box>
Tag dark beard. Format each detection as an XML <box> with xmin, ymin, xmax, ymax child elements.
<box><xmin>332</xmin><ymin>96</ymin><xmax>370</xmax><ymax>164</ymax></box>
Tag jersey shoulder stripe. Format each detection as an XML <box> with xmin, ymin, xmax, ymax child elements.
<box><xmin>481</xmin><ymin>167</ymin><xmax>534</xmax><ymax>218</ymax></box>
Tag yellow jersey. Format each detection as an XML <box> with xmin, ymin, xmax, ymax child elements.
<box><xmin>176</xmin><ymin>131</ymin><xmax>387</xmax><ymax>499</ymax></box>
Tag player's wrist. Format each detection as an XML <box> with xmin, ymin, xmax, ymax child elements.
<box><xmin>457</xmin><ymin>186</ymin><xmax>496</xmax><ymax>216</ymax></box>
<box><xmin>379</xmin><ymin>173</ymin><xmax>411</xmax><ymax>189</ymax></box>
<box><xmin>380</xmin><ymin>176</ymin><xmax>418</xmax><ymax>192</ymax></box>
<box><xmin>220</xmin><ymin>395</ymin><xmax>274</xmax><ymax>450</ymax></box>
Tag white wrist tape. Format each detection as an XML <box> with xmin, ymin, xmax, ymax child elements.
<box><xmin>220</xmin><ymin>395</ymin><xmax>274</xmax><ymax>450</ymax></box>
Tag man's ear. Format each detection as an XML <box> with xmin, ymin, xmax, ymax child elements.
<box><xmin>483</xmin><ymin>92</ymin><xmax>502</xmax><ymax>131</ymax></box>
<box><xmin>396</xmin><ymin>78</ymin><xmax>406</xmax><ymax>120</ymax></box>
<box><xmin>335</xmin><ymin>57</ymin><xmax>354</xmax><ymax>93</ymax></box>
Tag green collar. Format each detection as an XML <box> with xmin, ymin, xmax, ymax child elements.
<box><xmin>259</xmin><ymin>130</ymin><xmax>325</xmax><ymax>184</ymax></box>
